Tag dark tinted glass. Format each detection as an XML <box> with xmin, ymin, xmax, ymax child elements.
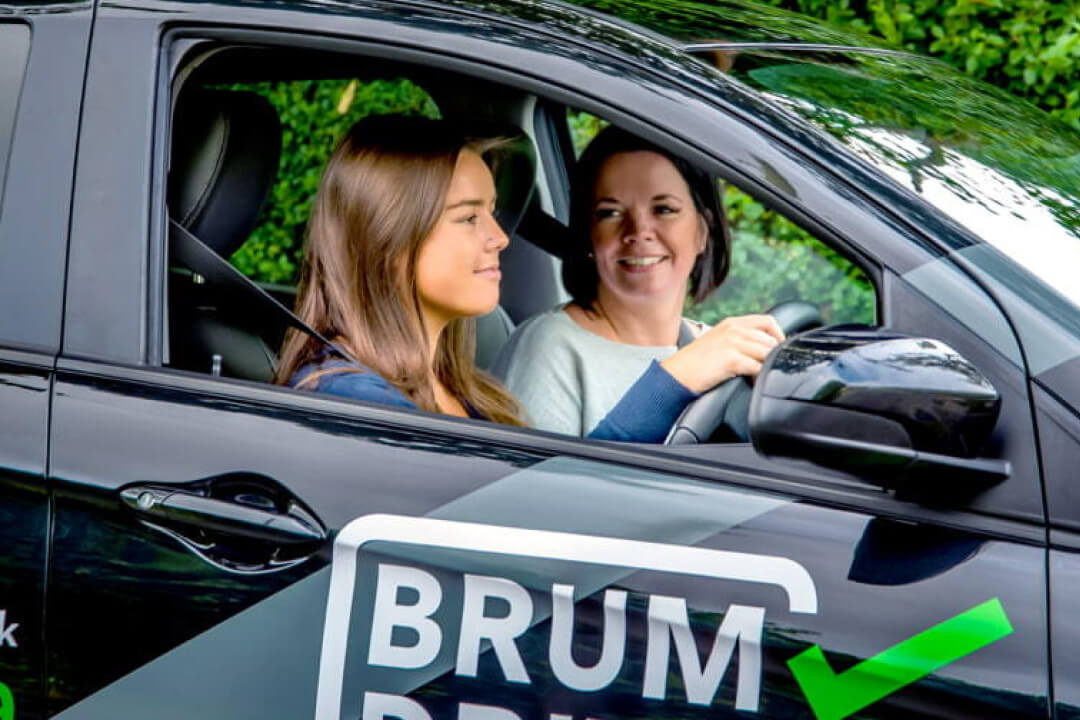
<box><xmin>0</xmin><ymin>24</ymin><xmax>31</xmax><ymax>213</ymax></box>
<box><xmin>727</xmin><ymin>49</ymin><xmax>1080</xmax><ymax>378</ymax></box>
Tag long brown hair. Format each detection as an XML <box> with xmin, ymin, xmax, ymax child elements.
<box><xmin>275</xmin><ymin>115</ymin><xmax>523</xmax><ymax>426</ymax></box>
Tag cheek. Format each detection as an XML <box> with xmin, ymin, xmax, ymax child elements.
<box><xmin>415</xmin><ymin>236</ymin><xmax>460</xmax><ymax>299</ymax></box>
<box><xmin>590</xmin><ymin>227</ymin><xmax>620</xmax><ymax>262</ymax></box>
<box><xmin>416</xmin><ymin>230</ymin><xmax>493</xmax><ymax>312</ymax></box>
<box><xmin>671</xmin><ymin>220</ymin><xmax>705</xmax><ymax>261</ymax></box>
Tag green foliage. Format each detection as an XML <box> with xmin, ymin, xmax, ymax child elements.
<box><xmin>567</xmin><ymin>112</ymin><xmax>610</xmax><ymax>157</ymax></box>
<box><xmin>224</xmin><ymin>78</ymin><xmax>439</xmax><ymax>284</ymax></box>
<box><xmin>688</xmin><ymin>188</ymin><xmax>875</xmax><ymax>325</ymax></box>
<box><xmin>765</xmin><ymin>0</ymin><xmax>1080</xmax><ymax>130</ymax></box>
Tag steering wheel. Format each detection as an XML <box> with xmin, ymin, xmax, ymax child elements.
<box><xmin>664</xmin><ymin>301</ymin><xmax>824</xmax><ymax>445</ymax></box>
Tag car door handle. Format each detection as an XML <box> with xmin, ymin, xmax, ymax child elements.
<box><xmin>120</xmin><ymin>485</ymin><xmax>326</xmax><ymax>545</ymax></box>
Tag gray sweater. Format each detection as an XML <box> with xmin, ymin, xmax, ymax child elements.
<box><xmin>492</xmin><ymin>307</ymin><xmax>700</xmax><ymax>437</ymax></box>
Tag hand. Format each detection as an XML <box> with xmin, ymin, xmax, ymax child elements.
<box><xmin>660</xmin><ymin>314</ymin><xmax>785</xmax><ymax>394</ymax></box>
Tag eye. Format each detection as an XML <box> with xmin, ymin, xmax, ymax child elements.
<box><xmin>594</xmin><ymin>207</ymin><xmax>621</xmax><ymax>220</ymax></box>
<box><xmin>457</xmin><ymin>213</ymin><xmax>480</xmax><ymax>225</ymax></box>
<box><xmin>654</xmin><ymin>204</ymin><xmax>679</xmax><ymax>215</ymax></box>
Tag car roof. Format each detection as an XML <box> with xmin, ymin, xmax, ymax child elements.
<box><xmin>248</xmin><ymin>0</ymin><xmax>912</xmax><ymax>76</ymax></box>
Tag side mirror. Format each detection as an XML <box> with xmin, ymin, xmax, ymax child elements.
<box><xmin>749</xmin><ymin>326</ymin><xmax>1010</xmax><ymax>490</ymax></box>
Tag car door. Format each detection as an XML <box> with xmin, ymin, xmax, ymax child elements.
<box><xmin>49</xmin><ymin>1</ymin><xmax>1048</xmax><ymax>719</ymax></box>
<box><xmin>1023</xmin><ymin>256</ymin><xmax>1080</xmax><ymax>720</ymax></box>
<box><xmin>0</xmin><ymin>5</ymin><xmax>93</xmax><ymax>719</ymax></box>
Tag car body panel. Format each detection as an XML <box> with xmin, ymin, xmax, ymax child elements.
<box><xmin>0</xmin><ymin>2</ymin><xmax>92</xmax><ymax>354</ymax></box>
<box><xmin>0</xmin><ymin>5</ymin><xmax>93</xmax><ymax>719</ymax></box>
<box><xmin>0</xmin><ymin>351</ymin><xmax>51</xmax><ymax>720</ymax></box>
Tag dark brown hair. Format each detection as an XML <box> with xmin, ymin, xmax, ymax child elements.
<box><xmin>562</xmin><ymin>125</ymin><xmax>731</xmax><ymax>307</ymax></box>
<box><xmin>274</xmin><ymin>115</ymin><xmax>523</xmax><ymax>426</ymax></box>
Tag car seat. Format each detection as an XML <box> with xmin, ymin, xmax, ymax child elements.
<box><xmin>168</xmin><ymin>89</ymin><xmax>283</xmax><ymax>381</ymax></box>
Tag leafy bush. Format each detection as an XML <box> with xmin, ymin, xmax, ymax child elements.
<box><xmin>690</xmin><ymin>188</ymin><xmax>875</xmax><ymax>325</ymax></box>
<box><xmin>765</xmin><ymin>0</ymin><xmax>1080</xmax><ymax>129</ymax></box>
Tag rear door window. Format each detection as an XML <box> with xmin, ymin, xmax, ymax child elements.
<box><xmin>0</xmin><ymin>24</ymin><xmax>30</xmax><ymax>218</ymax></box>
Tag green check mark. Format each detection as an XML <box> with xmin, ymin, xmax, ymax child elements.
<box><xmin>788</xmin><ymin>597</ymin><xmax>1013</xmax><ymax>720</ymax></box>
<box><xmin>0</xmin><ymin>680</ymin><xmax>13</xmax><ymax>720</ymax></box>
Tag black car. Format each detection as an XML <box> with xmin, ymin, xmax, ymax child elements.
<box><xmin>2</xmin><ymin>0</ymin><xmax>1080</xmax><ymax>718</ymax></box>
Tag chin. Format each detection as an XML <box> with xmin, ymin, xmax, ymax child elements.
<box><xmin>458</xmin><ymin>297</ymin><xmax>500</xmax><ymax>319</ymax></box>
<box><xmin>614</xmin><ymin>280</ymin><xmax>685</xmax><ymax>299</ymax></box>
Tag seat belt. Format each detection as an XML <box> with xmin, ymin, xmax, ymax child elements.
<box><xmin>169</xmin><ymin>219</ymin><xmax>351</xmax><ymax>364</ymax></box>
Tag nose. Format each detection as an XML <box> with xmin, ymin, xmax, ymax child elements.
<box><xmin>486</xmin><ymin>213</ymin><xmax>510</xmax><ymax>252</ymax></box>
<box><xmin>622</xmin><ymin>207</ymin><xmax>657</xmax><ymax>243</ymax></box>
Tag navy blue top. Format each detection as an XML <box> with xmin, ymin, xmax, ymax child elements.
<box><xmin>290</xmin><ymin>358</ymin><xmax>697</xmax><ymax>443</ymax></box>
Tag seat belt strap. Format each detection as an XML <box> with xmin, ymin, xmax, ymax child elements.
<box><xmin>169</xmin><ymin>218</ymin><xmax>351</xmax><ymax>362</ymax></box>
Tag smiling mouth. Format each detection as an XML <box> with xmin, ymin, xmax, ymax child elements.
<box><xmin>618</xmin><ymin>256</ymin><xmax>666</xmax><ymax>268</ymax></box>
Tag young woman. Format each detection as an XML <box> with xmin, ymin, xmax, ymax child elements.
<box><xmin>276</xmin><ymin>115</ymin><xmax>773</xmax><ymax>442</ymax></box>
<box><xmin>275</xmin><ymin>115</ymin><xmax>522</xmax><ymax>425</ymax></box>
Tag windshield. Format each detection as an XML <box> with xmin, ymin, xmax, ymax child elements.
<box><xmin>720</xmin><ymin>49</ymin><xmax>1080</xmax><ymax>376</ymax></box>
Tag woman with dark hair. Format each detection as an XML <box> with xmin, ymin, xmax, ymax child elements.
<box><xmin>494</xmin><ymin>125</ymin><xmax>784</xmax><ymax>437</ymax></box>
<box><xmin>277</xmin><ymin>116</ymin><xmax>761</xmax><ymax>442</ymax></box>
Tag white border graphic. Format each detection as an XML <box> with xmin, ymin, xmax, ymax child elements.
<box><xmin>314</xmin><ymin>514</ymin><xmax>818</xmax><ymax>720</ymax></box>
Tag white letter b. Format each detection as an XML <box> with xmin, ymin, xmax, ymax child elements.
<box><xmin>367</xmin><ymin>564</ymin><xmax>443</xmax><ymax>669</ymax></box>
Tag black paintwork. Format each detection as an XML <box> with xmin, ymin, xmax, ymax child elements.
<box><xmin>0</xmin><ymin>0</ymin><xmax>1076</xmax><ymax>718</ymax></box>
<box><xmin>0</xmin><ymin>354</ymin><xmax>50</xmax><ymax>720</ymax></box>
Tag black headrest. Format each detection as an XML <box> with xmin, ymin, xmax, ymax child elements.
<box><xmin>169</xmin><ymin>90</ymin><xmax>282</xmax><ymax>259</ymax></box>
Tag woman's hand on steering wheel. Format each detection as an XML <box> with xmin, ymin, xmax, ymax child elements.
<box><xmin>660</xmin><ymin>314</ymin><xmax>785</xmax><ymax>394</ymax></box>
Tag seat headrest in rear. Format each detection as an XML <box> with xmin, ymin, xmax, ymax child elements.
<box><xmin>169</xmin><ymin>90</ymin><xmax>282</xmax><ymax>259</ymax></box>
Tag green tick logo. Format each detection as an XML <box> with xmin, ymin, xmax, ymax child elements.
<box><xmin>0</xmin><ymin>680</ymin><xmax>13</xmax><ymax>720</ymax></box>
<box><xmin>788</xmin><ymin>597</ymin><xmax>1013</xmax><ymax>720</ymax></box>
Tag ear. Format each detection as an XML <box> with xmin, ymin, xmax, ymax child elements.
<box><xmin>695</xmin><ymin>212</ymin><xmax>709</xmax><ymax>254</ymax></box>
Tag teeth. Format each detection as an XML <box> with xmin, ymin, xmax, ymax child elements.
<box><xmin>620</xmin><ymin>256</ymin><xmax>664</xmax><ymax>267</ymax></box>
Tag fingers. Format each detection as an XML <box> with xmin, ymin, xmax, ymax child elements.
<box><xmin>720</xmin><ymin>313</ymin><xmax>785</xmax><ymax>343</ymax></box>
<box><xmin>668</xmin><ymin>313</ymin><xmax>788</xmax><ymax>391</ymax></box>
<box><xmin>727</xmin><ymin>353</ymin><xmax>764</xmax><ymax>378</ymax></box>
<box><xmin>739</xmin><ymin>327</ymin><xmax>782</xmax><ymax>353</ymax></box>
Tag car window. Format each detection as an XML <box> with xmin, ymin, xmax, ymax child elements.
<box><xmin>568</xmin><ymin>108</ymin><xmax>876</xmax><ymax>325</ymax></box>
<box><xmin>726</xmin><ymin>49</ymin><xmax>1080</xmax><ymax>376</ymax></box>
<box><xmin>0</xmin><ymin>24</ymin><xmax>31</xmax><ymax>228</ymax></box>
<box><xmin>165</xmin><ymin>44</ymin><xmax>884</xmax><ymax>451</ymax></box>
<box><xmin>165</xmin><ymin>51</ymin><xmax>876</xmax><ymax>405</ymax></box>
